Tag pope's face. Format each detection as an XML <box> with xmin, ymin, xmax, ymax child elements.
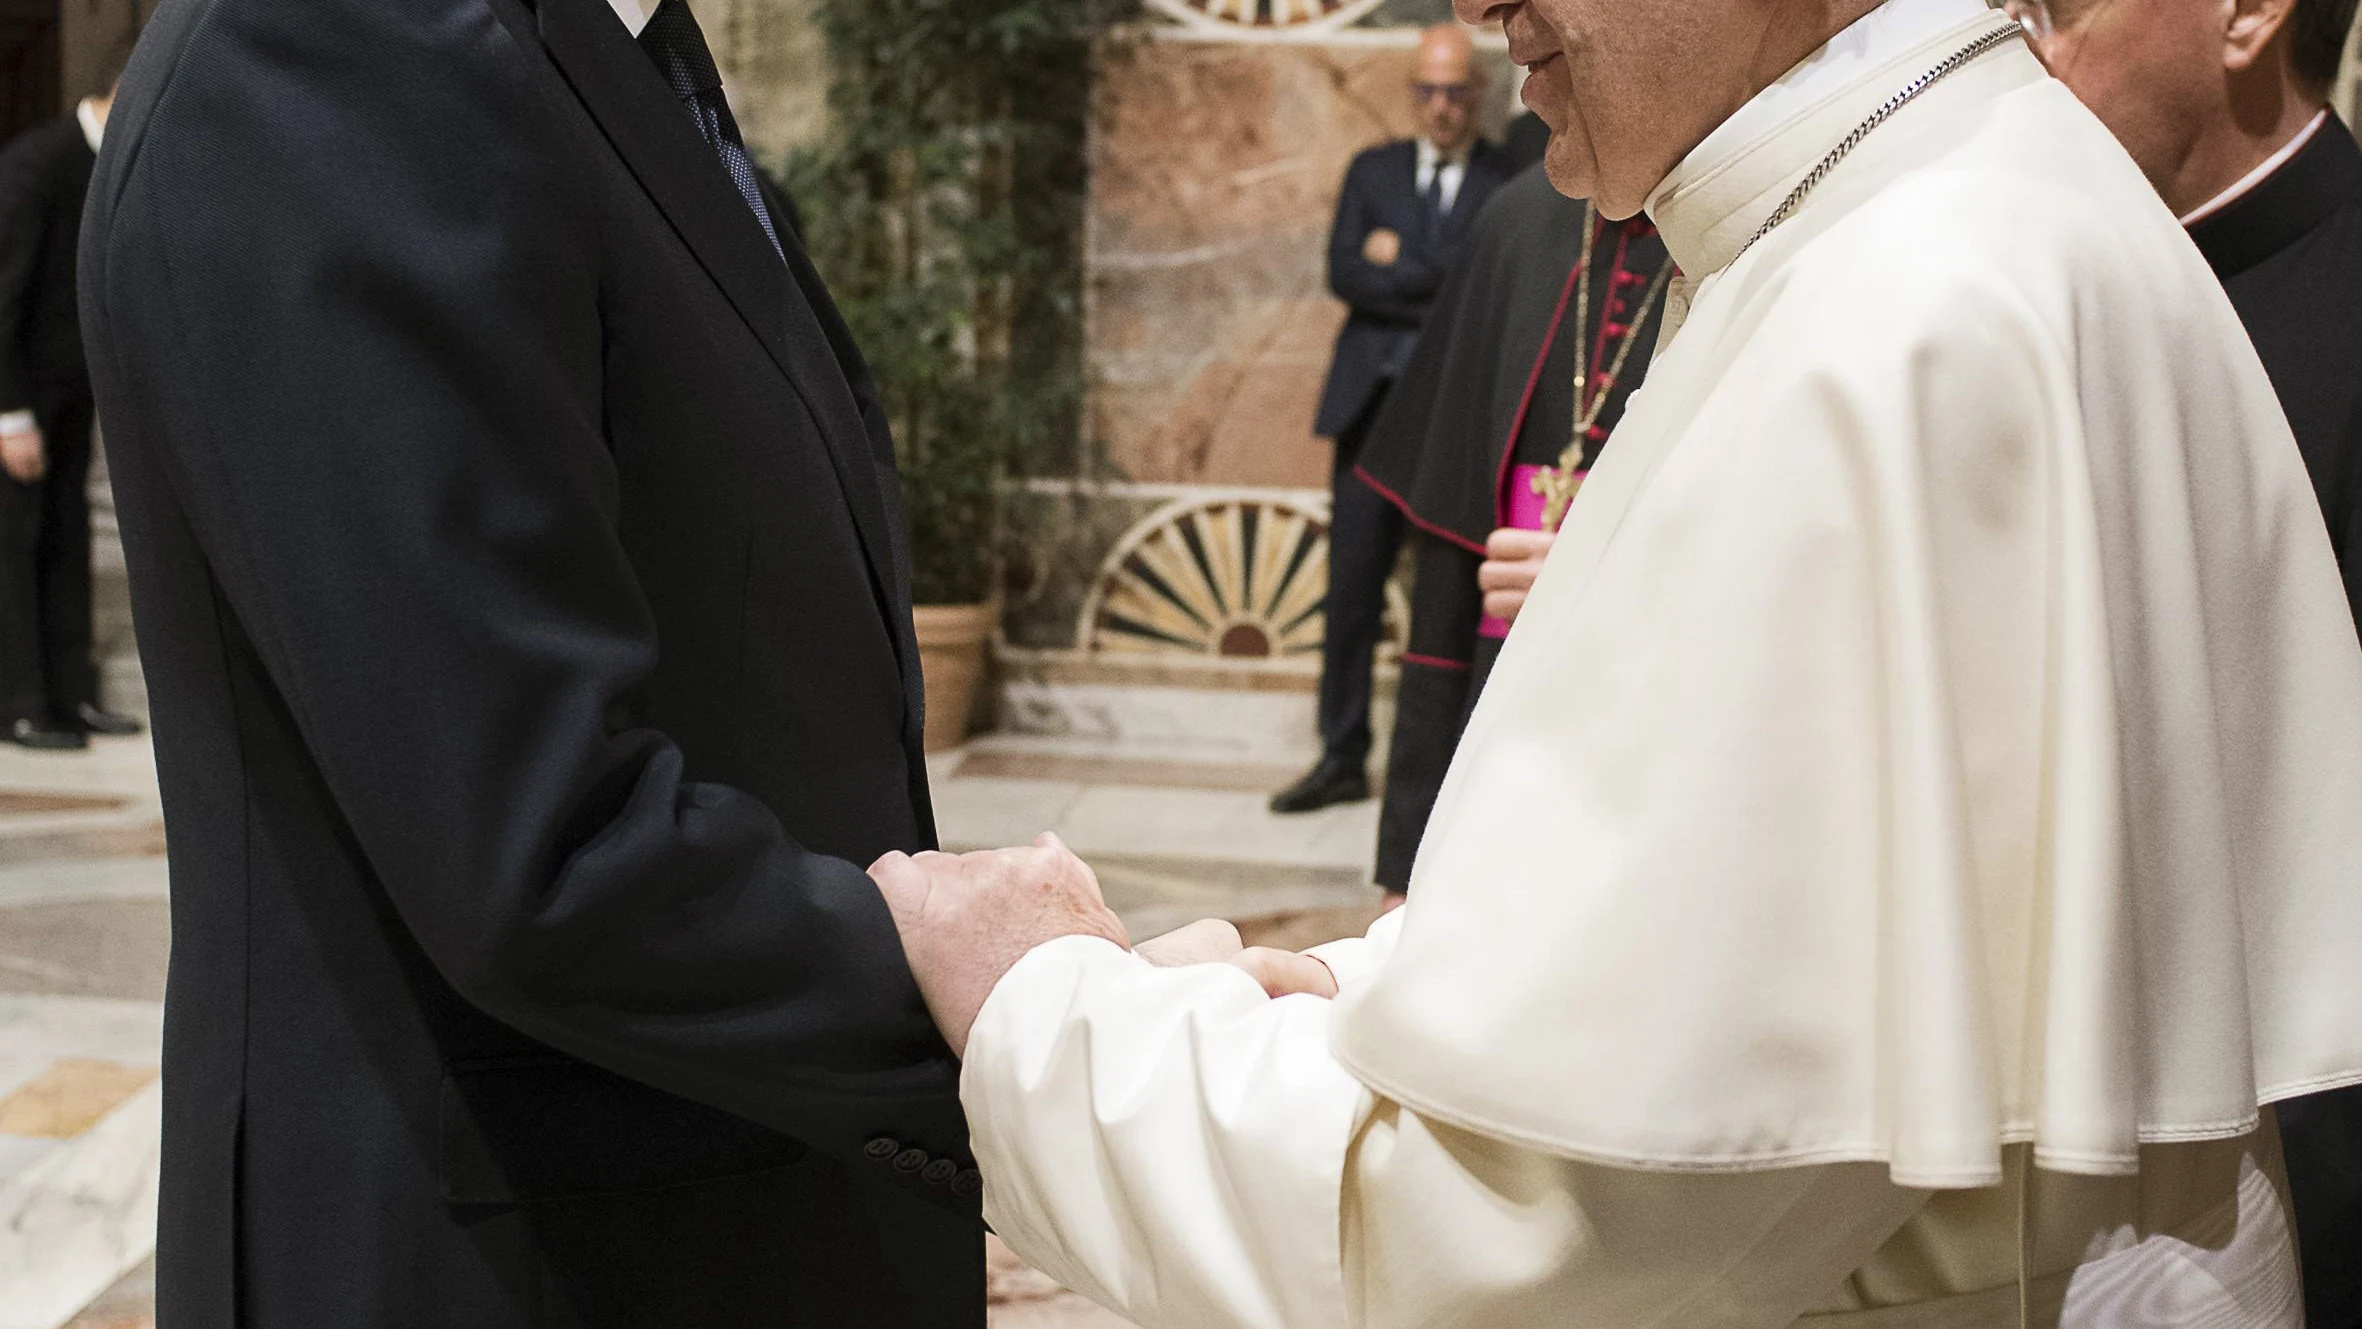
<box><xmin>1456</xmin><ymin>0</ymin><xmax>1837</xmax><ymax>218</ymax></box>
<box><xmin>1456</xmin><ymin>0</ymin><xmax>1669</xmax><ymax>214</ymax></box>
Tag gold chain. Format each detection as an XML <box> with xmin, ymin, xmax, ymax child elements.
<box><xmin>1531</xmin><ymin>209</ymin><xmax>1673</xmax><ymax>532</ymax></box>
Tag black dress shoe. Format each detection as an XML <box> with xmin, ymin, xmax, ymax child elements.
<box><xmin>1268</xmin><ymin>759</ymin><xmax>1370</xmax><ymax>815</ymax></box>
<box><xmin>8</xmin><ymin>718</ymin><xmax>89</xmax><ymax>751</ymax></box>
<box><xmin>74</xmin><ymin>704</ymin><xmax>145</xmax><ymax>737</ymax></box>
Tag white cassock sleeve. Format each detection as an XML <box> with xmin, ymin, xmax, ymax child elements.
<box><xmin>961</xmin><ymin>920</ymin><xmax>1935</xmax><ymax>1329</ymax></box>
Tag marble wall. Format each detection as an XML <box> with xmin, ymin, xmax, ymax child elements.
<box><xmin>1087</xmin><ymin>29</ymin><xmax>1518</xmax><ymax>489</ymax></box>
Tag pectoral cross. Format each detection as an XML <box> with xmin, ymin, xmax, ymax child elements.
<box><xmin>1529</xmin><ymin>445</ymin><xmax>1587</xmax><ymax>533</ymax></box>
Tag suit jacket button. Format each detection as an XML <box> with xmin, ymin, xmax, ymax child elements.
<box><xmin>921</xmin><ymin>1158</ymin><xmax>958</xmax><ymax>1186</ymax></box>
<box><xmin>864</xmin><ymin>1137</ymin><xmax>900</xmax><ymax>1161</ymax></box>
<box><xmin>953</xmin><ymin>1168</ymin><xmax>984</xmax><ymax>1197</ymax></box>
<box><xmin>893</xmin><ymin>1148</ymin><xmax>929</xmax><ymax>1174</ymax></box>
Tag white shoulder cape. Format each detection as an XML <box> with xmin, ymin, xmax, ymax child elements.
<box><xmin>1329</xmin><ymin>18</ymin><xmax>2362</xmax><ymax>1189</ymax></box>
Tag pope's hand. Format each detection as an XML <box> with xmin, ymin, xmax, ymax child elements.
<box><xmin>869</xmin><ymin>835</ymin><xmax>1129</xmax><ymax>1058</ymax></box>
<box><xmin>1480</xmin><ymin>527</ymin><xmax>1556</xmax><ymax>625</ymax></box>
<box><xmin>1138</xmin><ymin>918</ymin><xmax>1339</xmax><ymax>1000</ymax></box>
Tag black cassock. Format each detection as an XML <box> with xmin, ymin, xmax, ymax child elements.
<box><xmin>2189</xmin><ymin>112</ymin><xmax>2362</xmax><ymax>1329</ymax></box>
<box><xmin>1353</xmin><ymin>164</ymin><xmax>1671</xmax><ymax>891</ymax></box>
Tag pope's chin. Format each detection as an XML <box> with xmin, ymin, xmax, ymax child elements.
<box><xmin>1522</xmin><ymin>67</ymin><xmax>1612</xmax><ymax>217</ymax></box>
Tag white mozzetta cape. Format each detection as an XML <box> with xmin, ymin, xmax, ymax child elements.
<box><xmin>1329</xmin><ymin>10</ymin><xmax>2362</xmax><ymax>1189</ymax></box>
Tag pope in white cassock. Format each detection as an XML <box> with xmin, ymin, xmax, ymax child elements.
<box><xmin>865</xmin><ymin>0</ymin><xmax>2362</xmax><ymax>1324</ymax></box>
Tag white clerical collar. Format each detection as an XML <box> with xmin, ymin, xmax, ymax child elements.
<box><xmin>607</xmin><ymin>0</ymin><xmax>661</xmax><ymax>38</ymax></box>
<box><xmin>1680</xmin><ymin>0</ymin><xmax>1988</xmax><ymax>182</ymax></box>
<box><xmin>2178</xmin><ymin>109</ymin><xmax>2331</xmax><ymax>227</ymax></box>
<box><xmin>1645</xmin><ymin>0</ymin><xmax>2009</xmax><ymax>277</ymax></box>
<box><xmin>76</xmin><ymin>98</ymin><xmax>104</xmax><ymax>153</ymax></box>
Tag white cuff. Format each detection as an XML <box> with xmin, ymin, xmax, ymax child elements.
<box><xmin>0</xmin><ymin>410</ymin><xmax>35</xmax><ymax>437</ymax></box>
<box><xmin>1305</xmin><ymin>906</ymin><xmax>1407</xmax><ymax>990</ymax></box>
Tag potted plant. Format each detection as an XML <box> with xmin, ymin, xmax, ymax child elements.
<box><xmin>793</xmin><ymin>0</ymin><xmax>1099</xmax><ymax>750</ymax></box>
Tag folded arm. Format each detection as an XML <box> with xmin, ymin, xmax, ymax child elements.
<box><xmin>1328</xmin><ymin>163</ymin><xmax>1443</xmax><ymax>324</ymax></box>
<box><xmin>963</xmin><ymin>928</ymin><xmax>1931</xmax><ymax>1329</ymax></box>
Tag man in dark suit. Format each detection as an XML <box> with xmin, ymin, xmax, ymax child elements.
<box><xmin>1273</xmin><ymin>23</ymin><xmax>1511</xmax><ymax>815</ymax></box>
<box><xmin>2029</xmin><ymin>1</ymin><xmax>2362</xmax><ymax>1325</ymax></box>
<box><xmin>80</xmin><ymin>0</ymin><xmax>1104</xmax><ymax>1323</ymax></box>
<box><xmin>0</xmin><ymin>63</ymin><xmax>144</xmax><ymax>750</ymax></box>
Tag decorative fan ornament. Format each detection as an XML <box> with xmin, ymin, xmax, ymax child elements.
<box><xmin>1081</xmin><ymin>494</ymin><xmax>1406</xmax><ymax>660</ymax></box>
<box><xmin>1144</xmin><ymin>0</ymin><xmax>1391</xmax><ymax>33</ymax></box>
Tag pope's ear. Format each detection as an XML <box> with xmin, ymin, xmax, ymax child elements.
<box><xmin>2220</xmin><ymin>0</ymin><xmax>2300</xmax><ymax>74</ymax></box>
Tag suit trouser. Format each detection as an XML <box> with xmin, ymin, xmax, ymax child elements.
<box><xmin>1315</xmin><ymin>389</ymin><xmax>1406</xmax><ymax>771</ymax></box>
<box><xmin>0</xmin><ymin>390</ymin><xmax>97</xmax><ymax>726</ymax></box>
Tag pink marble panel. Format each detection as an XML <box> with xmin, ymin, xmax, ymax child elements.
<box><xmin>1088</xmin><ymin>34</ymin><xmax>1514</xmax><ymax>488</ymax></box>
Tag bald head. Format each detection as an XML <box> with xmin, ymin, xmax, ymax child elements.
<box><xmin>1413</xmin><ymin>24</ymin><xmax>1485</xmax><ymax>154</ymax></box>
<box><xmin>1454</xmin><ymin>0</ymin><xmax>1881</xmax><ymax>216</ymax></box>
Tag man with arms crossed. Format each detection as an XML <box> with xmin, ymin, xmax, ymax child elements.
<box><xmin>1272</xmin><ymin>25</ymin><xmax>1511</xmax><ymax>815</ymax></box>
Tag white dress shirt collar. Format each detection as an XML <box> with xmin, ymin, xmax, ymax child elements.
<box><xmin>76</xmin><ymin>99</ymin><xmax>105</xmax><ymax>154</ymax></box>
<box><xmin>2178</xmin><ymin>109</ymin><xmax>2331</xmax><ymax>227</ymax></box>
<box><xmin>1416</xmin><ymin>138</ymin><xmax>1471</xmax><ymax>214</ymax></box>
<box><xmin>608</xmin><ymin>0</ymin><xmax>661</xmax><ymax>38</ymax></box>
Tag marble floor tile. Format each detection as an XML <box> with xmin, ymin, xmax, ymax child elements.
<box><xmin>0</xmin><ymin>857</ymin><xmax>169</xmax><ymax>910</ymax></box>
<box><xmin>0</xmin><ymin>1061</ymin><xmax>159</xmax><ymax>1140</ymax></box>
<box><xmin>0</xmin><ymin>1075</ymin><xmax>160</xmax><ymax>1329</ymax></box>
<box><xmin>933</xmin><ymin>776</ymin><xmax>1092</xmax><ymax>853</ymax></box>
<box><xmin>0</xmin><ymin>997</ymin><xmax>165</xmax><ymax>1126</ymax></box>
<box><xmin>0</xmin><ymin>896</ymin><xmax>170</xmax><ymax>1002</ymax></box>
<box><xmin>1054</xmin><ymin>784</ymin><xmax>1378</xmax><ymax>873</ymax></box>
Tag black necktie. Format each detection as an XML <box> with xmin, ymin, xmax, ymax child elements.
<box><xmin>638</xmin><ymin>0</ymin><xmax>784</xmax><ymax>263</ymax></box>
<box><xmin>1420</xmin><ymin>166</ymin><xmax>1447</xmax><ymax>242</ymax></box>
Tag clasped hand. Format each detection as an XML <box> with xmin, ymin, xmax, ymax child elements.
<box><xmin>870</xmin><ymin>835</ymin><xmax>1336</xmax><ymax>1057</ymax></box>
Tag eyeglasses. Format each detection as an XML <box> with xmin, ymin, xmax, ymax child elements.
<box><xmin>1413</xmin><ymin>83</ymin><xmax>1477</xmax><ymax>107</ymax></box>
<box><xmin>1995</xmin><ymin>0</ymin><xmax>2053</xmax><ymax>39</ymax></box>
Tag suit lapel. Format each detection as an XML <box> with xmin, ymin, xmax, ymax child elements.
<box><xmin>534</xmin><ymin>0</ymin><xmax>908</xmax><ymax>643</ymax></box>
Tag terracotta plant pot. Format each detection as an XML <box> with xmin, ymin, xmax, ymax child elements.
<box><xmin>912</xmin><ymin>603</ymin><xmax>994</xmax><ymax>753</ymax></box>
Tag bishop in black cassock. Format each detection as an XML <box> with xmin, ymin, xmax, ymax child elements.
<box><xmin>1355</xmin><ymin>163</ymin><xmax>1671</xmax><ymax>892</ymax></box>
<box><xmin>2188</xmin><ymin>109</ymin><xmax>2362</xmax><ymax>1329</ymax></box>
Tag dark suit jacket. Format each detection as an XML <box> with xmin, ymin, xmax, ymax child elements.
<box><xmin>1313</xmin><ymin>137</ymin><xmax>1511</xmax><ymax>440</ymax></box>
<box><xmin>0</xmin><ymin>112</ymin><xmax>94</xmax><ymax>415</ymax></box>
<box><xmin>81</xmin><ymin>0</ymin><xmax>980</xmax><ymax>1325</ymax></box>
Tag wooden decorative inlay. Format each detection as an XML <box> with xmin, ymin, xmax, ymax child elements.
<box><xmin>1078</xmin><ymin>492</ymin><xmax>1406</xmax><ymax>661</ymax></box>
<box><xmin>1148</xmin><ymin>0</ymin><xmax>1388</xmax><ymax>31</ymax></box>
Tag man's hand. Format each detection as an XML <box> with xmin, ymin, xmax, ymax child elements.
<box><xmin>870</xmin><ymin>834</ymin><xmax>1129</xmax><ymax>1058</ymax></box>
<box><xmin>1480</xmin><ymin>527</ymin><xmax>1556</xmax><ymax>626</ymax></box>
<box><xmin>1363</xmin><ymin>227</ymin><xmax>1403</xmax><ymax>266</ymax></box>
<box><xmin>1137</xmin><ymin>918</ymin><xmax>1339</xmax><ymax>1000</ymax></box>
<box><xmin>0</xmin><ymin>423</ymin><xmax>44</xmax><ymax>484</ymax></box>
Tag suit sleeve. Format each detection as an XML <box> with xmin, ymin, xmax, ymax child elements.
<box><xmin>0</xmin><ymin>131</ymin><xmax>52</xmax><ymax>414</ymax></box>
<box><xmin>963</xmin><ymin>930</ymin><xmax>1931</xmax><ymax>1329</ymax></box>
<box><xmin>1329</xmin><ymin>156</ymin><xmax>1444</xmax><ymax>324</ymax></box>
<box><xmin>81</xmin><ymin>0</ymin><xmax>964</xmax><ymax>1180</ymax></box>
